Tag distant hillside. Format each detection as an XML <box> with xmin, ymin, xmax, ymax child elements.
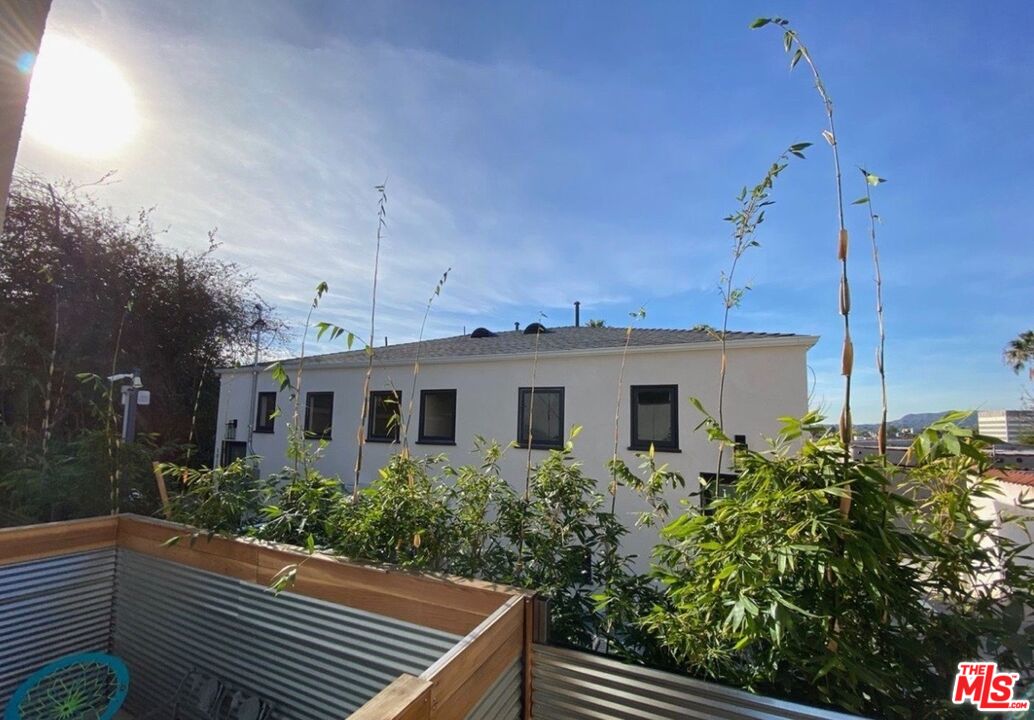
<box><xmin>897</xmin><ymin>412</ymin><xmax>978</xmax><ymax>430</ymax></box>
<box><xmin>855</xmin><ymin>412</ymin><xmax>978</xmax><ymax>432</ymax></box>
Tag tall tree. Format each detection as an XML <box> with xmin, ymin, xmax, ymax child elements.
<box><xmin>0</xmin><ymin>173</ymin><xmax>280</xmax><ymax>520</ymax></box>
<box><xmin>1004</xmin><ymin>330</ymin><xmax>1034</xmax><ymax>378</ymax></box>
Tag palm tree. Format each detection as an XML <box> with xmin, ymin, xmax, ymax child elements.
<box><xmin>1004</xmin><ymin>330</ymin><xmax>1034</xmax><ymax>377</ymax></box>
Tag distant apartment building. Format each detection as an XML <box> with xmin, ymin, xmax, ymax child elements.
<box><xmin>978</xmin><ymin>410</ymin><xmax>1034</xmax><ymax>444</ymax></box>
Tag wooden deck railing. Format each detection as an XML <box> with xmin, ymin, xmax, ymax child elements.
<box><xmin>0</xmin><ymin>515</ymin><xmax>117</xmax><ymax>565</ymax></box>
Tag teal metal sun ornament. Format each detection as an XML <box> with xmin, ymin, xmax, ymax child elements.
<box><xmin>4</xmin><ymin>653</ymin><xmax>129</xmax><ymax>720</ymax></box>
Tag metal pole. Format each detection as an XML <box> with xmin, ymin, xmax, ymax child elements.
<box><xmin>122</xmin><ymin>389</ymin><xmax>137</xmax><ymax>442</ymax></box>
<box><xmin>246</xmin><ymin>305</ymin><xmax>264</xmax><ymax>454</ymax></box>
<box><xmin>121</xmin><ymin>367</ymin><xmax>141</xmax><ymax>443</ymax></box>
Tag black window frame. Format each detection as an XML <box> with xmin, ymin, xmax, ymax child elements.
<box><xmin>303</xmin><ymin>391</ymin><xmax>334</xmax><ymax>440</ymax></box>
<box><xmin>255</xmin><ymin>391</ymin><xmax>277</xmax><ymax>433</ymax></box>
<box><xmin>221</xmin><ymin>440</ymin><xmax>248</xmax><ymax>466</ymax></box>
<box><xmin>367</xmin><ymin>389</ymin><xmax>401</xmax><ymax>443</ymax></box>
<box><xmin>516</xmin><ymin>386</ymin><xmax>565</xmax><ymax>450</ymax></box>
<box><xmin>629</xmin><ymin>384</ymin><xmax>680</xmax><ymax>452</ymax></box>
<box><xmin>699</xmin><ymin>472</ymin><xmax>738</xmax><ymax>512</ymax></box>
<box><xmin>417</xmin><ymin>389</ymin><xmax>457</xmax><ymax>445</ymax></box>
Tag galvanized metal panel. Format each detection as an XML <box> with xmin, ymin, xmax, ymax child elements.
<box><xmin>113</xmin><ymin>549</ymin><xmax>459</xmax><ymax>720</ymax></box>
<box><xmin>465</xmin><ymin>657</ymin><xmax>522</xmax><ymax>720</ymax></box>
<box><xmin>531</xmin><ymin>644</ymin><xmax>862</xmax><ymax>720</ymax></box>
<box><xmin>0</xmin><ymin>549</ymin><xmax>116</xmax><ymax>709</ymax></box>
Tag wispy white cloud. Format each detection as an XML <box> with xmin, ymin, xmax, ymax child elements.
<box><xmin>16</xmin><ymin>0</ymin><xmax>1034</xmax><ymax>425</ymax></box>
<box><xmin>19</xmin><ymin>0</ymin><xmax>722</xmax><ymax>349</ymax></box>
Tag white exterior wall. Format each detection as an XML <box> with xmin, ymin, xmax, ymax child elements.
<box><xmin>974</xmin><ymin>482</ymin><xmax>1034</xmax><ymax>599</ymax></box>
<box><xmin>214</xmin><ymin>339</ymin><xmax>813</xmax><ymax>567</ymax></box>
<box><xmin>976</xmin><ymin>482</ymin><xmax>1034</xmax><ymax>550</ymax></box>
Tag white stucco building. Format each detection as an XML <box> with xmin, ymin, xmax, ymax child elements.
<box><xmin>214</xmin><ymin>324</ymin><xmax>817</xmax><ymax>564</ymax></box>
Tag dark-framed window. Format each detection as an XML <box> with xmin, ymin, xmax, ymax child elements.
<box><xmin>630</xmin><ymin>385</ymin><xmax>679</xmax><ymax>451</ymax></box>
<box><xmin>221</xmin><ymin>440</ymin><xmax>247</xmax><ymax>466</ymax></box>
<box><xmin>304</xmin><ymin>391</ymin><xmax>334</xmax><ymax>440</ymax></box>
<box><xmin>699</xmin><ymin>472</ymin><xmax>738</xmax><ymax>511</ymax></box>
<box><xmin>418</xmin><ymin>389</ymin><xmax>456</xmax><ymax>445</ymax></box>
<box><xmin>517</xmin><ymin>387</ymin><xmax>564</xmax><ymax>449</ymax></box>
<box><xmin>255</xmin><ymin>392</ymin><xmax>277</xmax><ymax>433</ymax></box>
<box><xmin>368</xmin><ymin>390</ymin><xmax>401</xmax><ymax>443</ymax></box>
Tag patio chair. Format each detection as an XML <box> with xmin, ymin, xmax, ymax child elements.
<box><xmin>214</xmin><ymin>689</ymin><xmax>274</xmax><ymax>720</ymax></box>
<box><xmin>135</xmin><ymin>667</ymin><xmax>223</xmax><ymax>720</ymax></box>
<box><xmin>136</xmin><ymin>667</ymin><xmax>273</xmax><ymax>720</ymax></box>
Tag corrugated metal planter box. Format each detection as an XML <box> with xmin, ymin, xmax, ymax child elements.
<box><xmin>0</xmin><ymin>515</ymin><xmax>527</xmax><ymax>720</ymax></box>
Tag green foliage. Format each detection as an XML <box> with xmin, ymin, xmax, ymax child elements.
<box><xmin>0</xmin><ymin>427</ymin><xmax>160</xmax><ymax>523</ymax></box>
<box><xmin>719</xmin><ymin>144</ymin><xmax>805</xmax><ymax>313</ymax></box>
<box><xmin>608</xmin><ymin>446</ymin><xmax>685</xmax><ymax>528</ymax></box>
<box><xmin>647</xmin><ymin>409</ymin><xmax>1034</xmax><ymax>718</ymax></box>
<box><xmin>504</xmin><ymin>440</ymin><xmax>617</xmax><ymax>646</ymax></box>
<box><xmin>1004</xmin><ymin>330</ymin><xmax>1034</xmax><ymax>376</ymax></box>
<box><xmin>257</xmin><ymin>466</ymin><xmax>347</xmax><ymax>547</ymax></box>
<box><xmin>165</xmin><ymin>456</ymin><xmax>268</xmax><ymax>536</ymax></box>
<box><xmin>163</xmin><ymin>401</ymin><xmax>1034</xmax><ymax>718</ymax></box>
<box><xmin>0</xmin><ymin>174</ymin><xmax>279</xmax><ymax>466</ymax></box>
<box><xmin>333</xmin><ymin>453</ymin><xmax>457</xmax><ymax>569</ymax></box>
<box><xmin>442</xmin><ymin>438</ymin><xmax>514</xmax><ymax>578</ymax></box>
<box><xmin>0</xmin><ymin>173</ymin><xmax>281</xmax><ymax>523</ymax></box>
<box><xmin>166</xmin><ymin>432</ymin><xmax>665</xmax><ymax>654</ymax></box>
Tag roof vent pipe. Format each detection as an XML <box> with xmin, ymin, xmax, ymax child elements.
<box><xmin>514</xmin><ymin>322</ymin><xmax>520</xmax><ymax>331</ymax></box>
<box><xmin>574</xmin><ymin>301</ymin><xmax>581</xmax><ymax>327</ymax></box>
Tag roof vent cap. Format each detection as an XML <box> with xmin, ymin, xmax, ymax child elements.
<box><xmin>523</xmin><ymin>322</ymin><xmax>549</xmax><ymax>335</ymax></box>
<box><xmin>470</xmin><ymin>327</ymin><xmax>497</xmax><ymax>338</ymax></box>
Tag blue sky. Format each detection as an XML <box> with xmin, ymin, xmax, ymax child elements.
<box><xmin>15</xmin><ymin>0</ymin><xmax>1034</xmax><ymax>423</ymax></box>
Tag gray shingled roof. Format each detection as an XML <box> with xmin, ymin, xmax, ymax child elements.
<box><xmin>253</xmin><ymin>326</ymin><xmax>806</xmax><ymax>369</ymax></box>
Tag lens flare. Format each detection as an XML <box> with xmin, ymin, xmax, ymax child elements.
<box><xmin>23</xmin><ymin>34</ymin><xmax>138</xmax><ymax>157</ymax></box>
<box><xmin>16</xmin><ymin>51</ymin><xmax>35</xmax><ymax>74</ymax></box>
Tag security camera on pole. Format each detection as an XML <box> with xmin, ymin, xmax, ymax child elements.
<box><xmin>107</xmin><ymin>369</ymin><xmax>150</xmax><ymax>443</ymax></box>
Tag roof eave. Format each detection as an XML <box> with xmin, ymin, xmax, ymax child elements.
<box><xmin>215</xmin><ymin>334</ymin><xmax>819</xmax><ymax>375</ymax></box>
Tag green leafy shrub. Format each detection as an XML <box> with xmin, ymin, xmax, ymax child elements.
<box><xmin>332</xmin><ymin>453</ymin><xmax>457</xmax><ymax>569</ymax></box>
<box><xmin>164</xmin><ymin>431</ymin><xmax>662</xmax><ymax>654</ymax></box>
<box><xmin>502</xmin><ymin>439</ymin><xmax>619</xmax><ymax>647</ymax></box>
<box><xmin>1</xmin><ymin>427</ymin><xmax>161</xmax><ymax>523</ymax></box>
<box><xmin>166</xmin><ymin>456</ymin><xmax>268</xmax><ymax>536</ymax></box>
<box><xmin>646</xmin><ymin>411</ymin><xmax>1034</xmax><ymax>718</ymax></box>
<box><xmin>254</xmin><ymin>465</ymin><xmax>348</xmax><ymax>547</ymax></box>
<box><xmin>440</xmin><ymin>438</ymin><xmax>515</xmax><ymax>578</ymax></box>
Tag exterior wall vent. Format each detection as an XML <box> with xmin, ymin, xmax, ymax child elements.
<box><xmin>470</xmin><ymin>327</ymin><xmax>497</xmax><ymax>338</ymax></box>
<box><xmin>523</xmin><ymin>322</ymin><xmax>549</xmax><ymax>335</ymax></box>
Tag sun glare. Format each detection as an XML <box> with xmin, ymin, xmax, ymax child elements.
<box><xmin>23</xmin><ymin>34</ymin><xmax>138</xmax><ymax>158</ymax></box>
